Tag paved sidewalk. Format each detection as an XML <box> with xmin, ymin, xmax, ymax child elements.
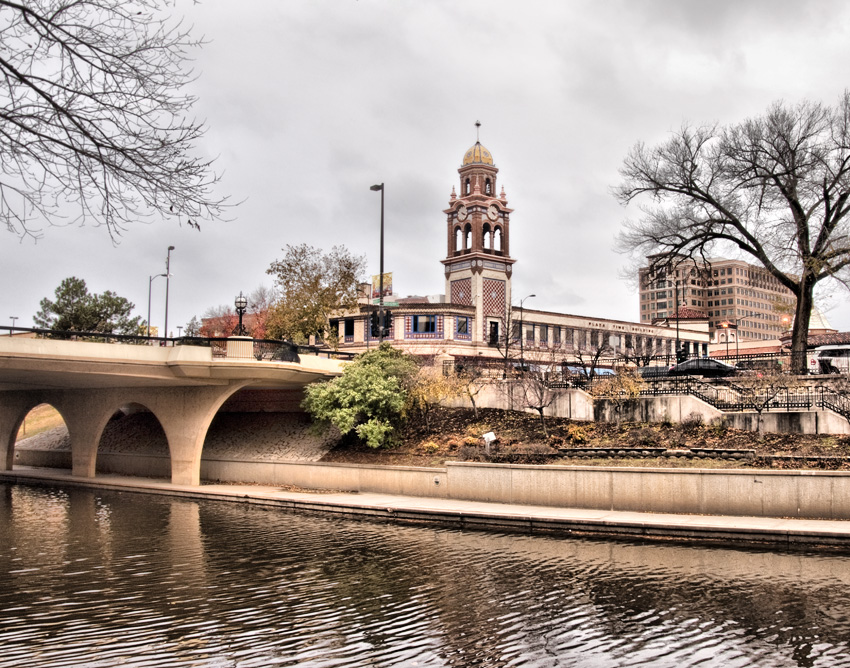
<box><xmin>3</xmin><ymin>467</ymin><xmax>850</xmax><ymax>550</ymax></box>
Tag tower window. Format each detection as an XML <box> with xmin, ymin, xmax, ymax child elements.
<box><xmin>455</xmin><ymin>227</ymin><xmax>462</xmax><ymax>252</ymax></box>
<box><xmin>494</xmin><ymin>227</ymin><xmax>502</xmax><ymax>252</ymax></box>
<box><xmin>483</xmin><ymin>223</ymin><xmax>491</xmax><ymax>249</ymax></box>
<box><xmin>465</xmin><ymin>178</ymin><xmax>470</xmax><ymax>195</ymax></box>
<box><xmin>464</xmin><ymin>223</ymin><xmax>471</xmax><ymax>249</ymax></box>
<box><xmin>485</xmin><ymin>178</ymin><xmax>492</xmax><ymax>195</ymax></box>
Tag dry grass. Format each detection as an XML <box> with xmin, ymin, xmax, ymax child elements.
<box><xmin>15</xmin><ymin>404</ymin><xmax>64</xmax><ymax>441</ymax></box>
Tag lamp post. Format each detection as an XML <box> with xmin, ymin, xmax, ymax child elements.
<box><xmin>164</xmin><ymin>245</ymin><xmax>175</xmax><ymax>341</ymax></box>
<box><xmin>720</xmin><ymin>320</ymin><xmax>740</xmax><ymax>360</ymax></box>
<box><xmin>674</xmin><ymin>278</ymin><xmax>681</xmax><ymax>362</ymax></box>
<box><xmin>519</xmin><ymin>293</ymin><xmax>536</xmax><ymax>371</ymax></box>
<box><xmin>234</xmin><ymin>292</ymin><xmax>248</xmax><ymax>336</ymax></box>
<box><xmin>370</xmin><ymin>183</ymin><xmax>385</xmax><ymax>343</ymax></box>
<box><xmin>9</xmin><ymin>316</ymin><xmax>17</xmax><ymax>336</ymax></box>
<box><xmin>176</xmin><ymin>326</ymin><xmax>183</xmax><ymax>338</ymax></box>
<box><xmin>147</xmin><ymin>273</ymin><xmax>166</xmax><ymax>337</ymax></box>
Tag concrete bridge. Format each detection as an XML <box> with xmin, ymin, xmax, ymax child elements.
<box><xmin>0</xmin><ymin>337</ymin><xmax>344</xmax><ymax>486</ymax></box>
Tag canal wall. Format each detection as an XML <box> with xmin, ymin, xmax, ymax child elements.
<box><xmin>14</xmin><ymin>448</ymin><xmax>850</xmax><ymax>520</ymax></box>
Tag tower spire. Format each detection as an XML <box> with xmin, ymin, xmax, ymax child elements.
<box><xmin>475</xmin><ymin>120</ymin><xmax>481</xmax><ymax>142</ymax></box>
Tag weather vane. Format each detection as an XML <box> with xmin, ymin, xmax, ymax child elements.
<box><xmin>475</xmin><ymin>120</ymin><xmax>481</xmax><ymax>141</ymax></box>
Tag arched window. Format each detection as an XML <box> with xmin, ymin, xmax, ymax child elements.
<box><xmin>485</xmin><ymin>178</ymin><xmax>491</xmax><ymax>195</ymax></box>
<box><xmin>455</xmin><ymin>227</ymin><xmax>463</xmax><ymax>252</ymax></box>
<box><xmin>494</xmin><ymin>227</ymin><xmax>503</xmax><ymax>252</ymax></box>
<box><xmin>465</xmin><ymin>178</ymin><xmax>471</xmax><ymax>195</ymax></box>
<box><xmin>482</xmin><ymin>223</ymin><xmax>491</xmax><ymax>249</ymax></box>
<box><xmin>464</xmin><ymin>223</ymin><xmax>472</xmax><ymax>249</ymax></box>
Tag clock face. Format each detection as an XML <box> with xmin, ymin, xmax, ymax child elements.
<box><xmin>457</xmin><ymin>205</ymin><xmax>468</xmax><ymax>222</ymax></box>
<box><xmin>487</xmin><ymin>204</ymin><xmax>499</xmax><ymax>221</ymax></box>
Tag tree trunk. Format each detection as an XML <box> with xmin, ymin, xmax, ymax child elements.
<box><xmin>790</xmin><ymin>276</ymin><xmax>815</xmax><ymax>375</ymax></box>
<box><xmin>537</xmin><ymin>408</ymin><xmax>548</xmax><ymax>437</ymax></box>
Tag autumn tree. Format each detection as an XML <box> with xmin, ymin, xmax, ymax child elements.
<box><xmin>199</xmin><ymin>304</ymin><xmax>236</xmax><ymax>337</ymax></box>
<box><xmin>616</xmin><ymin>93</ymin><xmax>850</xmax><ymax>374</ymax></box>
<box><xmin>591</xmin><ymin>368</ymin><xmax>645</xmax><ymax>425</ymax></box>
<box><xmin>0</xmin><ymin>0</ymin><xmax>228</xmax><ymax>240</ymax></box>
<box><xmin>266</xmin><ymin>244</ymin><xmax>366</xmax><ymax>345</ymax></box>
<box><xmin>302</xmin><ymin>343</ymin><xmax>419</xmax><ymax>448</ymax></box>
<box><xmin>408</xmin><ymin>363</ymin><xmax>464</xmax><ymax>432</ymax></box>
<box><xmin>34</xmin><ymin>277</ymin><xmax>142</xmax><ymax>335</ymax></box>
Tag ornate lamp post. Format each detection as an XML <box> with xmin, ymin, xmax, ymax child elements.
<box><xmin>234</xmin><ymin>292</ymin><xmax>248</xmax><ymax>336</ymax></box>
<box><xmin>370</xmin><ymin>183</ymin><xmax>385</xmax><ymax>343</ymax></box>
<box><xmin>519</xmin><ymin>293</ymin><xmax>536</xmax><ymax>370</ymax></box>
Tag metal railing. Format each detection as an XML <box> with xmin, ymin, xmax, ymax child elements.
<box><xmin>0</xmin><ymin>326</ymin><xmax>356</xmax><ymax>361</ymax></box>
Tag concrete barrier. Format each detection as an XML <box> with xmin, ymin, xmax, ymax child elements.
<box><xmin>14</xmin><ymin>448</ymin><xmax>850</xmax><ymax>520</ymax></box>
<box><xmin>445</xmin><ymin>461</ymin><xmax>850</xmax><ymax>520</ymax></box>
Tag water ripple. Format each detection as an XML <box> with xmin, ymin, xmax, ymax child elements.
<box><xmin>4</xmin><ymin>483</ymin><xmax>850</xmax><ymax>667</ymax></box>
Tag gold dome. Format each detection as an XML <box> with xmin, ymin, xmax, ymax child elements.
<box><xmin>462</xmin><ymin>141</ymin><xmax>494</xmax><ymax>166</ymax></box>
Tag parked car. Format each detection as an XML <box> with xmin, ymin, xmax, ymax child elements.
<box><xmin>668</xmin><ymin>357</ymin><xmax>736</xmax><ymax>378</ymax></box>
<box><xmin>638</xmin><ymin>365</ymin><xmax>671</xmax><ymax>379</ymax></box>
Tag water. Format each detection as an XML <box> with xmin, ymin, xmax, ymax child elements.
<box><xmin>2</xmin><ymin>483</ymin><xmax>850</xmax><ymax>667</ymax></box>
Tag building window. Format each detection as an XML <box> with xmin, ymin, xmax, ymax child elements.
<box><xmin>489</xmin><ymin>321</ymin><xmax>500</xmax><ymax>345</ymax></box>
<box><xmin>485</xmin><ymin>178</ymin><xmax>492</xmax><ymax>195</ymax></box>
<box><xmin>540</xmin><ymin>325</ymin><xmax>548</xmax><ymax>343</ymax></box>
<box><xmin>456</xmin><ymin>316</ymin><xmax>469</xmax><ymax>336</ymax></box>
<box><xmin>553</xmin><ymin>327</ymin><xmax>561</xmax><ymax>345</ymax></box>
<box><xmin>412</xmin><ymin>315</ymin><xmax>436</xmax><ymax>333</ymax></box>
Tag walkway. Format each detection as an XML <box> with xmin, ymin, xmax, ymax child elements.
<box><xmin>4</xmin><ymin>467</ymin><xmax>850</xmax><ymax>551</ymax></box>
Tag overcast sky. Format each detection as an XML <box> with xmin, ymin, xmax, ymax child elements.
<box><xmin>4</xmin><ymin>0</ymin><xmax>850</xmax><ymax>334</ymax></box>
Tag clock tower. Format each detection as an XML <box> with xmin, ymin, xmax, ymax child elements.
<box><xmin>442</xmin><ymin>134</ymin><xmax>515</xmax><ymax>344</ymax></box>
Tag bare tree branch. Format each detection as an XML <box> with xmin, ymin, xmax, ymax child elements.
<box><xmin>0</xmin><ymin>0</ymin><xmax>229</xmax><ymax>240</ymax></box>
<box><xmin>615</xmin><ymin>93</ymin><xmax>850</xmax><ymax>373</ymax></box>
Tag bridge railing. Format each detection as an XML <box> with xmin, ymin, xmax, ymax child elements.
<box><xmin>0</xmin><ymin>326</ymin><xmax>355</xmax><ymax>361</ymax></box>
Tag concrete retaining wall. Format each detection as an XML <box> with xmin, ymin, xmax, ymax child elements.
<box><xmin>445</xmin><ymin>383</ymin><xmax>594</xmax><ymax>421</ymax></box>
<box><xmin>444</xmin><ymin>461</ymin><xmax>850</xmax><ymax>520</ymax></box>
<box><xmin>725</xmin><ymin>410</ymin><xmax>850</xmax><ymax>435</ymax></box>
<box><xmin>14</xmin><ymin>449</ymin><xmax>850</xmax><ymax>519</ymax></box>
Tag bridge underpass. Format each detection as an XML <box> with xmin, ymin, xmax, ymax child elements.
<box><xmin>0</xmin><ymin>337</ymin><xmax>343</xmax><ymax>485</ymax></box>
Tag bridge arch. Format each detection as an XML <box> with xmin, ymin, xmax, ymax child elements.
<box><xmin>1</xmin><ymin>382</ymin><xmax>251</xmax><ymax>486</ymax></box>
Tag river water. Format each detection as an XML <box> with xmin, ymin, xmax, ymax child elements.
<box><xmin>2</xmin><ymin>483</ymin><xmax>850</xmax><ymax>667</ymax></box>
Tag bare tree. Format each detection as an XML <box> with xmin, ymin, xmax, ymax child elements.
<box><xmin>0</xmin><ymin>0</ymin><xmax>228</xmax><ymax>240</ymax></box>
<box><xmin>572</xmin><ymin>342</ymin><xmax>614</xmax><ymax>387</ymax></box>
<box><xmin>733</xmin><ymin>372</ymin><xmax>801</xmax><ymax>436</ymax></box>
<box><xmin>514</xmin><ymin>348</ymin><xmax>563</xmax><ymax>437</ymax></box>
<box><xmin>454</xmin><ymin>359</ymin><xmax>489</xmax><ymax>419</ymax></box>
<box><xmin>616</xmin><ymin>93</ymin><xmax>850</xmax><ymax>374</ymax></box>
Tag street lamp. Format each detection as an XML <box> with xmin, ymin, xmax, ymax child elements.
<box><xmin>9</xmin><ymin>316</ymin><xmax>17</xmax><ymax>336</ymax></box>
<box><xmin>164</xmin><ymin>245</ymin><xmax>175</xmax><ymax>340</ymax></box>
<box><xmin>234</xmin><ymin>292</ymin><xmax>248</xmax><ymax>336</ymax></box>
<box><xmin>720</xmin><ymin>320</ymin><xmax>740</xmax><ymax>360</ymax></box>
<box><xmin>519</xmin><ymin>293</ymin><xmax>536</xmax><ymax>370</ymax></box>
<box><xmin>147</xmin><ymin>273</ymin><xmax>166</xmax><ymax>337</ymax></box>
<box><xmin>176</xmin><ymin>325</ymin><xmax>183</xmax><ymax>338</ymax></box>
<box><xmin>370</xmin><ymin>183</ymin><xmax>385</xmax><ymax>343</ymax></box>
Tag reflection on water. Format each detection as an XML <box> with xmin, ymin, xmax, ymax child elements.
<box><xmin>2</xmin><ymin>483</ymin><xmax>850</xmax><ymax>667</ymax></box>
